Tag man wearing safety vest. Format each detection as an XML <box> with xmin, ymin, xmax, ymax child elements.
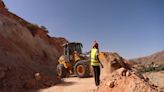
<box><xmin>91</xmin><ymin>41</ymin><xmax>103</xmax><ymax>86</ymax></box>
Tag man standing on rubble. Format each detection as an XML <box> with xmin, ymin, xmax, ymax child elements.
<box><xmin>91</xmin><ymin>41</ymin><xmax>103</xmax><ymax>86</ymax></box>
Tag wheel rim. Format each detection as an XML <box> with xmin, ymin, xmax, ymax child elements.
<box><xmin>77</xmin><ymin>65</ymin><xmax>84</xmax><ymax>75</ymax></box>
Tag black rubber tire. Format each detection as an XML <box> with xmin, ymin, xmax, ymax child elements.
<box><xmin>57</xmin><ymin>64</ymin><xmax>67</xmax><ymax>78</ymax></box>
<box><xmin>74</xmin><ymin>60</ymin><xmax>90</xmax><ymax>78</ymax></box>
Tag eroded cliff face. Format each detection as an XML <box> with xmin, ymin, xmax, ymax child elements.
<box><xmin>0</xmin><ymin>0</ymin><xmax>68</xmax><ymax>91</ymax></box>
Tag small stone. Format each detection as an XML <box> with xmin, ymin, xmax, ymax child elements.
<box><xmin>126</xmin><ymin>71</ymin><xmax>131</xmax><ymax>77</ymax></box>
<box><xmin>35</xmin><ymin>72</ymin><xmax>42</xmax><ymax>80</ymax></box>
<box><xmin>145</xmin><ymin>77</ymin><xmax>149</xmax><ymax>82</ymax></box>
<box><xmin>117</xmin><ymin>68</ymin><xmax>127</xmax><ymax>76</ymax></box>
<box><xmin>106</xmin><ymin>80</ymin><xmax>115</xmax><ymax>88</ymax></box>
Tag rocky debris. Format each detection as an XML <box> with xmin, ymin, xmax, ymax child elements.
<box><xmin>116</xmin><ymin>67</ymin><xmax>127</xmax><ymax>76</ymax></box>
<box><xmin>95</xmin><ymin>68</ymin><xmax>159</xmax><ymax>92</ymax></box>
<box><xmin>92</xmin><ymin>52</ymin><xmax>160</xmax><ymax>92</ymax></box>
<box><xmin>106</xmin><ymin>80</ymin><xmax>115</xmax><ymax>88</ymax></box>
<box><xmin>125</xmin><ymin>70</ymin><xmax>131</xmax><ymax>77</ymax></box>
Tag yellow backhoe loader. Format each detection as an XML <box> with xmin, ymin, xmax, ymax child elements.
<box><xmin>57</xmin><ymin>42</ymin><xmax>91</xmax><ymax>78</ymax></box>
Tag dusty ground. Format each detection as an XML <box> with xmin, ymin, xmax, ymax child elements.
<box><xmin>37</xmin><ymin>71</ymin><xmax>164</xmax><ymax>92</ymax></box>
<box><xmin>144</xmin><ymin>71</ymin><xmax>164</xmax><ymax>88</ymax></box>
<box><xmin>38</xmin><ymin>77</ymin><xmax>97</xmax><ymax>92</ymax></box>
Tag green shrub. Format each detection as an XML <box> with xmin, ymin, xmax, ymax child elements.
<box><xmin>26</xmin><ymin>24</ymin><xmax>39</xmax><ymax>31</ymax></box>
<box><xmin>138</xmin><ymin>65</ymin><xmax>164</xmax><ymax>73</ymax></box>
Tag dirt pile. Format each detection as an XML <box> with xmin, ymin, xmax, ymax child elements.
<box><xmin>99</xmin><ymin>52</ymin><xmax>131</xmax><ymax>78</ymax></box>
<box><xmin>96</xmin><ymin>68</ymin><xmax>159</xmax><ymax>92</ymax></box>
<box><xmin>0</xmin><ymin>1</ymin><xmax>68</xmax><ymax>92</ymax></box>
<box><xmin>94</xmin><ymin>52</ymin><xmax>161</xmax><ymax>92</ymax></box>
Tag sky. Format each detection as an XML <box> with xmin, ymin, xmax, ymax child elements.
<box><xmin>3</xmin><ymin>0</ymin><xmax>164</xmax><ymax>59</ymax></box>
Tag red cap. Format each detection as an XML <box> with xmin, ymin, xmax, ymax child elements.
<box><xmin>93</xmin><ymin>42</ymin><xmax>99</xmax><ymax>49</ymax></box>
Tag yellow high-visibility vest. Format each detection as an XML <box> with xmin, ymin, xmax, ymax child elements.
<box><xmin>91</xmin><ymin>48</ymin><xmax>99</xmax><ymax>66</ymax></box>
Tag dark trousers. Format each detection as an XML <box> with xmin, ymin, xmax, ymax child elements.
<box><xmin>92</xmin><ymin>66</ymin><xmax>100</xmax><ymax>86</ymax></box>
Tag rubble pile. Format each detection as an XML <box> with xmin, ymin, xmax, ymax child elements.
<box><xmin>95</xmin><ymin>52</ymin><xmax>160</xmax><ymax>92</ymax></box>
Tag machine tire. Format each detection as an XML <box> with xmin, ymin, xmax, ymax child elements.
<box><xmin>74</xmin><ymin>60</ymin><xmax>90</xmax><ymax>78</ymax></box>
<box><xmin>57</xmin><ymin>64</ymin><xmax>67</xmax><ymax>78</ymax></box>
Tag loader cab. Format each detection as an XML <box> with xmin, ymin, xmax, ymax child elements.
<box><xmin>63</xmin><ymin>42</ymin><xmax>83</xmax><ymax>61</ymax></box>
